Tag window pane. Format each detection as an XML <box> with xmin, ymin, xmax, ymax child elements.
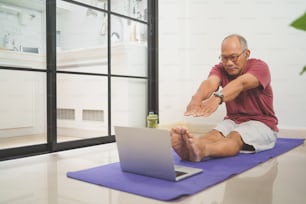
<box><xmin>0</xmin><ymin>0</ymin><xmax>46</xmax><ymax>69</ymax></box>
<box><xmin>56</xmin><ymin>0</ymin><xmax>108</xmax><ymax>74</ymax></box>
<box><xmin>0</xmin><ymin>69</ymin><xmax>47</xmax><ymax>149</ymax></box>
<box><xmin>111</xmin><ymin>0</ymin><xmax>148</xmax><ymax>22</ymax></box>
<box><xmin>57</xmin><ymin>74</ymin><xmax>108</xmax><ymax>141</ymax></box>
<box><xmin>111</xmin><ymin>77</ymin><xmax>147</xmax><ymax>134</ymax></box>
<box><xmin>71</xmin><ymin>0</ymin><xmax>107</xmax><ymax>10</ymax></box>
<box><xmin>111</xmin><ymin>16</ymin><xmax>147</xmax><ymax>76</ymax></box>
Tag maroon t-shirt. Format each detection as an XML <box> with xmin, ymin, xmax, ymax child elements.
<box><xmin>209</xmin><ymin>58</ymin><xmax>278</xmax><ymax>132</ymax></box>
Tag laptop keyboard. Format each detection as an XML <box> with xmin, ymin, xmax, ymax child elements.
<box><xmin>175</xmin><ymin>170</ymin><xmax>187</xmax><ymax>177</ymax></box>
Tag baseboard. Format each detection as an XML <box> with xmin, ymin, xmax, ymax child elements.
<box><xmin>278</xmin><ymin>128</ymin><xmax>306</xmax><ymax>138</ymax></box>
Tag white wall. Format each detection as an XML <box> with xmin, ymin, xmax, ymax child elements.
<box><xmin>159</xmin><ymin>0</ymin><xmax>306</xmax><ymax>130</ymax></box>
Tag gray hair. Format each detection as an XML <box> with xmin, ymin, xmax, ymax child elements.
<box><xmin>223</xmin><ymin>34</ymin><xmax>248</xmax><ymax>50</ymax></box>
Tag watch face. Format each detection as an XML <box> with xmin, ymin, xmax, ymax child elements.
<box><xmin>214</xmin><ymin>91</ymin><xmax>224</xmax><ymax>104</ymax></box>
<box><xmin>214</xmin><ymin>91</ymin><xmax>223</xmax><ymax>97</ymax></box>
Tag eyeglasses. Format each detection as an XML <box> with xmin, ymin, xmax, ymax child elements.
<box><xmin>219</xmin><ymin>50</ymin><xmax>246</xmax><ymax>63</ymax></box>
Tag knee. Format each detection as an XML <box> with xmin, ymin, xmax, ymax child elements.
<box><xmin>227</xmin><ymin>131</ymin><xmax>244</xmax><ymax>150</ymax></box>
<box><xmin>208</xmin><ymin>129</ymin><xmax>224</xmax><ymax>137</ymax></box>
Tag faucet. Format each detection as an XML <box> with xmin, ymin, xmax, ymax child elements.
<box><xmin>3</xmin><ymin>32</ymin><xmax>10</xmax><ymax>48</ymax></box>
<box><xmin>12</xmin><ymin>40</ymin><xmax>20</xmax><ymax>51</ymax></box>
<box><xmin>2</xmin><ymin>33</ymin><xmax>21</xmax><ymax>51</ymax></box>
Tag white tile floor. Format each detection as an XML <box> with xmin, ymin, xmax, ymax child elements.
<box><xmin>0</xmin><ymin>133</ymin><xmax>305</xmax><ymax>204</ymax></box>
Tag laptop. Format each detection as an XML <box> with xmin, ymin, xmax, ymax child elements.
<box><xmin>114</xmin><ymin>126</ymin><xmax>203</xmax><ymax>181</ymax></box>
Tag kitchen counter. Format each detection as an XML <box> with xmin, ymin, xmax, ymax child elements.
<box><xmin>0</xmin><ymin>43</ymin><xmax>147</xmax><ymax>70</ymax></box>
<box><xmin>0</xmin><ymin>49</ymin><xmax>44</xmax><ymax>69</ymax></box>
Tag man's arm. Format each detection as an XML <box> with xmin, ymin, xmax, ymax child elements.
<box><xmin>221</xmin><ymin>73</ymin><xmax>260</xmax><ymax>102</ymax></box>
<box><xmin>184</xmin><ymin>75</ymin><xmax>220</xmax><ymax>116</ymax></box>
<box><xmin>196</xmin><ymin>73</ymin><xmax>260</xmax><ymax>117</ymax></box>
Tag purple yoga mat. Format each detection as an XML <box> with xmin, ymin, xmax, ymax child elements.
<box><xmin>67</xmin><ymin>138</ymin><xmax>304</xmax><ymax>201</ymax></box>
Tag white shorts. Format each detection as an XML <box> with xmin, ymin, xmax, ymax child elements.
<box><xmin>214</xmin><ymin>119</ymin><xmax>278</xmax><ymax>152</ymax></box>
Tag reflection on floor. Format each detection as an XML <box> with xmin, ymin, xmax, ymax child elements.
<box><xmin>0</xmin><ymin>135</ymin><xmax>81</xmax><ymax>149</ymax></box>
<box><xmin>0</xmin><ymin>128</ymin><xmax>109</xmax><ymax>149</ymax></box>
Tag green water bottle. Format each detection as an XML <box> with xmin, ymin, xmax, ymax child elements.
<box><xmin>147</xmin><ymin>112</ymin><xmax>158</xmax><ymax>128</ymax></box>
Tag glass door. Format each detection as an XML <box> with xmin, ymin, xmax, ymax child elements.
<box><xmin>0</xmin><ymin>0</ymin><xmax>158</xmax><ymax>160</ymax></box>
<box><xmin>0</xmin><ymin>0</ymin><xmax>47</xmax><ymax>152</ymax></box>
<box><xmin>55</xmin><ymin>0</ymin><xmax>150</xmax><ymax>143</ymax></box>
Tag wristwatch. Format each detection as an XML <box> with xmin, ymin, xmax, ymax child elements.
<box><xmin>213</xmin><ymin>91</ymin><xmax>224</xmax><ymax>105</ymax></box>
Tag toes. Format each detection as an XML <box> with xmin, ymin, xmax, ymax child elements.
<box><xmin>170</xmin><ymin>127</ymin><xmax>190</xmax><ymax>161</ymax></box>
<box><xmin>185</xmin><ymin>137</ymin><xmax>203</xmax><ymax>162</ymax></box>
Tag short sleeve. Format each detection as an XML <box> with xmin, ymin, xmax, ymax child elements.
<box><xmin>246</xmin><ymin>59</ymin><xmax>271</xmax><ymax>89</ymax></box>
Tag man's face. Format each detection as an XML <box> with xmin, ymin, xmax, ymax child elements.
<box><xmin>220</xmin><ymin>37</ymin><xmax>250</xmax><ymax>76</ymax></box>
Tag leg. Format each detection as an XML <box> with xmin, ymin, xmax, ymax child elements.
<box><xmin>203</xmin><ymin>131</ymin><xmax>244</xmax><ymax>157</ymax></box>
<box><xmin>184</xmin><ymin>131</ymin><xmax>243</xmax><ymax>161</ymax></box>
<box><xmin>170</xmin><ymin>128</ymin><xmax>224</xmax><ymax>161</ymax></box>
<box><xmin>172</xmin><ymin>128</ymin><xmax>244</xmax><ymax>162</ymax></box>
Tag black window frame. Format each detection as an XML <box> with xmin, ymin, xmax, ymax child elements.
<box><xmin>0</xmin><ymin>0</ymin><xmax>158</xmax><ymax>161</ymax></box>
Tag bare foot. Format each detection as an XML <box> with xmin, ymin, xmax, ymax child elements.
<box><xmin>170</xmin><ymin>127</ymin><xmax>190</xmax><ymax>160</ymax></box>
<box><xmin>183</xmin><ymin>134</ymin><xmax>205</xmax><ymax>162</ymax></box>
